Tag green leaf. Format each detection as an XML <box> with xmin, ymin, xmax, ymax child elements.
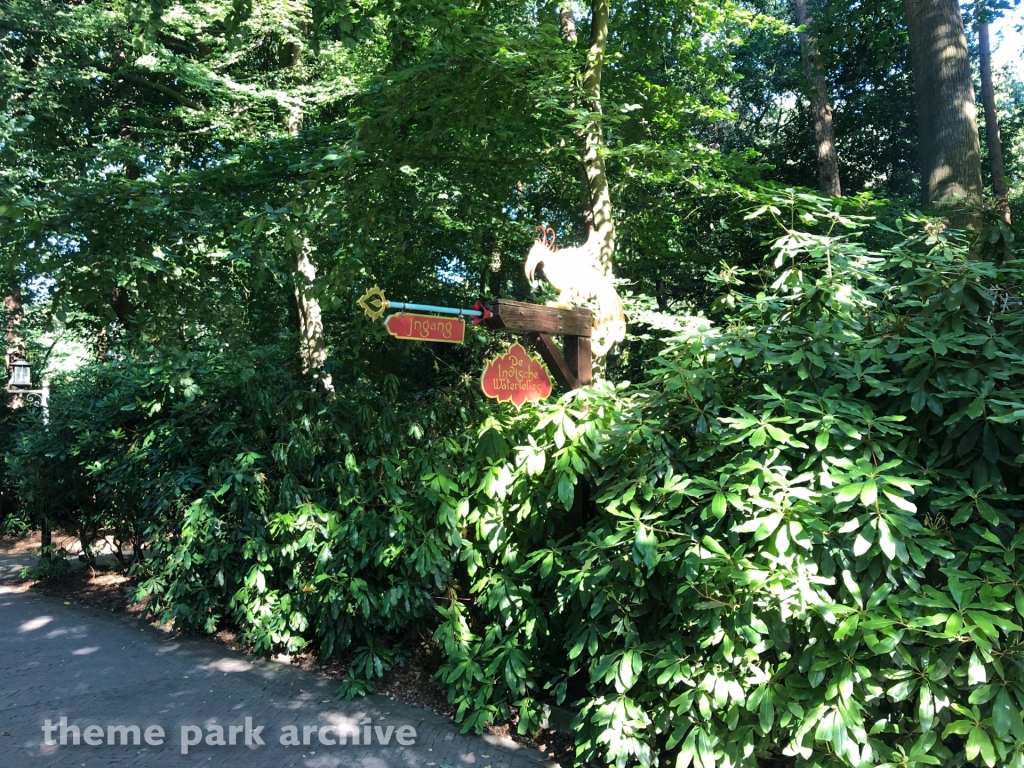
<box><xmin>966</xmin><ymin>725</ymin><xmax>996</xmax><ymax>767</ymax></box>
<box><xmin>557</xmin><ymin>474</ymin><xmax>575</xmax><ymax>511</ymax></box>
<box><xmin>907</xmin><ymin>365</ymin><xmax>932</xmax><ymax>393</ymax></box>
<box><xmin>759</xmin><ymin>693</ymin><xmax>774</xmax><ymax>734</ymax></box>
<box><xmin>617</xmin><ymin>650</ymin><xmax>641</xmax><ymax>691</ymax></box>
<box><xmin>877</xmin><ymin>518</ymin><xmax>897</xmax><ymax>560</ymax></box>
<box><xmin>634</xmin><ymin>526</ymin><xmax>659</xmax><ymax>569</ymax></box>
<box><xmin>841</xmin><ymin>569</ymin><xmax>863</xmax><ymax>606</ymax></box>
<box><xmin>702</xmin><ymin>535</ymin><xmax>729</xmax><ymax>557</ymax></box>
<box><xmin>853</xmin><ymin>523</ymin><xmax>875</xmax><ymax>557</ymax></box>
<box><xmin>835</xmin><ymin>483</ymin><xmax>864</xmax><ymax>504</ymax></box>
<box><xmin>882</xmin><ymin>490</ymin><xmax>917</xmax><ymax>513</ymax></box>
<box><xmin>968</xmin><ymin>651</ymin><xmax>988</xmax><ymax>685</ymax></box>
<box><xmin>911</xmin><ymin>387</ymin><xmax>927</xmax><ymax>413</ymax></box>
<box><xmin>918</xmin><ymin>686</ymin><xmax>935</xmax><ymax>731</ymax></box>
<box><xmin>675</xmin><ymin>728</ymin><xmax>698</xmax><ymax>768</ymax></box>
<box><xmin>834</xmin><ymin>614</ymin><xmax>859</xmax><ymax>641</ymax></box>
<box><xmin>860</xmin><ymin>479</ymin><xmax>878</xmax><ymax>506</ymax></box>
<box><xmin>733</xmin><ymin>513</ymin><xmax>784</xmax><ymax>541</ymax></box>
<box><xmin>815</xmin><ymin>430</ymin><xmax>829</xmax><ymax>451</ymax></box>
<box><xmin>711</xmin><ymin>492</ymin><xmax>727</xmax><ymax>518</ymax></box>
<box><xmin>888</xmin><ymin>679</ymin><xmax>915</xmax><ymax>702</ymax></box>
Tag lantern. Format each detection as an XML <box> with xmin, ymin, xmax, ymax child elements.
<box><xmin>10</xmin><ymin>358</ymin><xmax>31</xmax><ymax>388</ymax></box>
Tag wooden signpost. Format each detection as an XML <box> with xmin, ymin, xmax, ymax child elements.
<box><xmin>358</xmin><ymin>287</ymin><xmax>595</xmax><ymax>529</ymax></box>
<box><xmin>479</xmin><ymin>300</ymin><xmax>594</xmax><ymax>531</ymax></box>
<box><xmin>480</xmin><ymin>299</ymin><xmax>592</xmax><ymax>390</ymax></box>
<box><xmin>357</xmin><ymin>288</ymin><xmax>592</xmax><ymax>393</ymax></box>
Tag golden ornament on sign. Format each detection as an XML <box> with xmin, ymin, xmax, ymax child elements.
<box><xmin>357</xmin><ymin>285</ymin><xmax>388</xmax><ymax>321</ymax></box>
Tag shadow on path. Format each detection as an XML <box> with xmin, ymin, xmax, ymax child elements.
<box><xmin>0</xmin><ymin>586</ymin><xmax>554</xmax><ymax>768</ymax></box>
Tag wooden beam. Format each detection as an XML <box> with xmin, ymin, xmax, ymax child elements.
<box><xmin>563</xmin><ymin>335</ymin><xmax>592</xmax><ymax>386</ymax></box>
<box><xmin>528</xmin><ymin>333</ymin><xmax>578</xmax><ymax>390</ymax></box>
<box><xmin>483</xmin><ymin>299</ymin><xmax>591</xmax><ymax>337</ymax></box>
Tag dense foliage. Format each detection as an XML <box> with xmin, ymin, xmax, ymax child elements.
<box><xmin>4</xmin><ymin>0</ymin><xmax>1024</xmax><ymax>766</ymax></box>
<box><xmin>9</xmin><ymin>194</ymin><xmax>1024</xmax><ymax>767</ymax></box>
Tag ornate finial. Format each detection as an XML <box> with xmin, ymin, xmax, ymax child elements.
<box><xmin>357</xmin><ymin>285</ymin><xmax>388</xmax><ymax>321</ymax></box>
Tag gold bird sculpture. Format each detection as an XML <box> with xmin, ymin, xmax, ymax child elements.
<box><xmin>524</xmin><ymin>226</ymin><xmax>626</xmax><ymax>356</ymax></box>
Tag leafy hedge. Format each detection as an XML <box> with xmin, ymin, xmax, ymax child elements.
<box><xmin>0</xmin><ymin>407</ymin><xmax>32</xmax><ymax>535</ymax></box>
<box><xmin>426</xmin><ymin>201</ymin><xmax>1024</xmax><ymax>768</ymax></box>
<box><xmin>7</xmin><ymin>196</ymin><xmax>1024</xmax><ymax>767</ymax></box>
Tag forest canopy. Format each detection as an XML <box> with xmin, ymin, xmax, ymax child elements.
<box><xmin>3</xmin><ymin>0</ymin><xmax>1024</xmax><ymax>766</ymax></box>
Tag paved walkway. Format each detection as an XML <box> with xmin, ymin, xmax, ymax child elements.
<box><xmin>0</xmin><ymin>553</ymin><xmax>36</xmax><ymax>580</ymax></box>
<box><xmin>0</xmin><ymin>536</ymin><xmax>121</xmax><ymax>581</ymax></box>
<box><xmin>0</xmin><ymin>554</ymin><xmax>122</xmax><ymax>580</ymax></box>
<box><xmin>0</xmin><ymin>585</ymin><xmax>555</xmax><ymax>768</ymax></box>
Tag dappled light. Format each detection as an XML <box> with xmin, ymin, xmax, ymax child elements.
<box><xmin>18</xmin><ymin>615</ymin><xmax>53</xmax><ymax>633</ymax></box>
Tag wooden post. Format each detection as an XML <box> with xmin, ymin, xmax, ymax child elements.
<box><xmin>527</xmin><ymin>333</ymin><xmax>579</xmax><ymax>390</ymax></box>
<box><xmin>483</xmin><ymin>299</ymin><xmax>592</xmax><ymax>390</ymax></box>
<box><xmin>41</xmin><ymin>514</ymin><xmax>51</xmax><ymax>560</ymax></box>
<box><xmin>483</xmin><ymin>299</ymin><xmax>594</xmax><ymax>530</ymax></box>
<box><xmin>562</xmin><ymin>334</ymin><xmax>592</xmax><ymax>386</ymax></box>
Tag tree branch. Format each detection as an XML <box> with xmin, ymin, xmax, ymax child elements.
<box><xmin>117</xmin><ymin>73</ymin><xmax>205</xmax><ymax>111</ymax></box>
<box><xmin>92</xmin><ymin>62</ymin><xmax>205</xmax><ymax>111</ymax></box>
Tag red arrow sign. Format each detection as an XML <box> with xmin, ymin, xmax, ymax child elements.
<box><xmin>384</xmin><ymin>313</ymin><xmax>466</xmax><ymax>344</ymax></box>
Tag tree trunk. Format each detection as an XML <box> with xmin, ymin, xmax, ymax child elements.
<box><xmin>794</xmin><ymin>0</ymin><xmax>841</xmax><ymax>197</ymax></box>
<box><xmin>283</xmin><ymin>38</ymin><xmax>333</xmax><ymax>396</ymax></box>
<box><xmin>290</xmin><ymin>233</ymin><xmax>334</xmax><ymax>395</ymax></box>
<box><xmin>978</xmin><ymin>9</ymin><xmax>1011</xmax><ymax>224</ymax></box>
<box><xmin>5</xmin><ymin>288</ymin><xmax>25</xmax><ymax>386</ymax></box>
<box><xmin>95</xmin><ymin>326</ymin><xmax>109</xmax><ymax>363</ymax></box>
<box><xmin>582</xmin><ymin>0</ymin><xmax>615</xmax><ymax>277</ymax></box>
<box><xmin>903</xmin><ymin>0</ymin><xmax>984</xmax><ymax>227</ymax></box>
<box><xmin>5</xmin><ymin>289</ymin><xmax>25</xmax><ymax>409</ymax></box>
<box><xmin>558</xmin><ymin>6</ymin><xmax>577</xmax><ymax>42</ymax></box>
<box><xmin>111</xmin><ymin>285</ymin><xmax>134</xmax><ymax>326</ymax></box>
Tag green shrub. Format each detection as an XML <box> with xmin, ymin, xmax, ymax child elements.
<box><xmin>0</xmin><ymin>407</ymin><xmax>32</xmax><ymax>536</ymax></box>
<box><xmin>8</xmin><ymin>192</ymin><xmax>1024</xmax><ymax>767</ymax></box>
<box><xmin>20</xmin><ymin>554</ymin><xmax>73</xmax><ymax>581</ymax></box>
<box><xmin>431</xmin><ymin>198</ymin><xmax>1024</xmax><ymax>768</ymax></box>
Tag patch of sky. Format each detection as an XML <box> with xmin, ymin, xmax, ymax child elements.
<box><xmin>436</xmin><ymin>256</ymin><xmax>469</xmax><ymax>285</ymax></box>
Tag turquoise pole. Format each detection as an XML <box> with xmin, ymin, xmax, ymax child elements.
<box><xmin>389</xmin><ymin>301</ymin><xmax>483</xmax><ymax>317</ymax></box>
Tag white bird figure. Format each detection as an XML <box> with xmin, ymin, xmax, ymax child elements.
<box><xmin>524</xmin><ymin>226</ymin><xmax>626</xmax><ymax>356</ymax></box>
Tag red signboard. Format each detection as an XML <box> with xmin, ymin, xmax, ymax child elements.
<box><xmin>384</xmin><ymin>313</ymin><xmax>466</xmax><ymax>344</ymax></box>
<box><xmin>481</xmin><ymin>342</ymin><xmax>553</xmax><ymax>409</ymax></box>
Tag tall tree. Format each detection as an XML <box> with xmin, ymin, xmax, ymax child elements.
<box><xmin>4</xmin><ymin>288</ymin><xmax>24</xmax><ymax>390</ymax></box>
<box><xmin>290</xmin><ymin>230</ymin><xmax>334</xmax><ymax>394</ymax></box>
<box><xmin>283</xmin><ymin>35</ymin><xmax>334</xmax><ymax>396</ymax></box>
<box><xmin>793</xmin><ymin>0</ymin><xmax>841</xmax><ymax>196</ymax></box>
<box><xmin>724</xmin><ymin>0</ymin><xmax>920</xmax><ymax>198</ymax></box>
<box><xmin>977</xmin><ymin>1</ymin><xmax>1012</xmax><ymax>223</ymax></box>
<box><xmin>903</xmin><ymin>0</ymin><xmax>984</xmax><ymax>224</ymax></box>
<box><xmin>581</xmin><ymin>0</ymin><xmax>616</xmax><ymax>278</ymax></box>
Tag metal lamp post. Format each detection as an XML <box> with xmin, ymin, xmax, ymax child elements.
<box><xmin>6</xmin><ymin>358</ymin><xmax>52</xmax><ymax>555</ymax></box>
<box><xmin>6</xmin><ymin>358</ymin><xmax>48</xmax><ymax>420</ymax></box>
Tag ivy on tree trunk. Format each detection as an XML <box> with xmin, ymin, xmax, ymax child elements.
<box><xmin>291</xmin><ymin>233</ymin><xmax>334</xmax><ymax>396</ymax></box>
